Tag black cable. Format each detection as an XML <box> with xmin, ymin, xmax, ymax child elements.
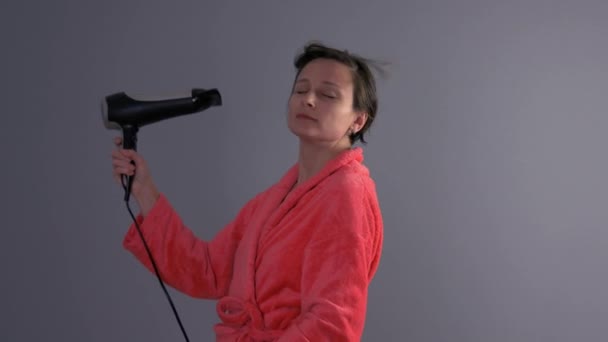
<box><xmin>122</xmin><ymin>175</ymin><xmax>190</xmax><ymax>342</ymax></box>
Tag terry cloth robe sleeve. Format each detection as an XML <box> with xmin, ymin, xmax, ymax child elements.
<box><xmin>122</xmin><ymin>192</ymin><xmax>261</xmax><ymax>299</ymax></box>
<box><xmin>278</xmin><ymin>176</ymin><xmax>384</xmax><ymax>341</ymax></box>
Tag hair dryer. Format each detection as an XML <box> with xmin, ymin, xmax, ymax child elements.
<box><xmin>102</xmin><ymin>88</ymin><xmax>222</xmax><ymax>200</ymax></box>
<box><xmin>102</xmin><ymin>88</ymin><xmax>222</xmax><ymax>149</ymax></box>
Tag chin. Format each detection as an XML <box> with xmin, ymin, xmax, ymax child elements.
<box><xmin>288</xmin><ymin>128</ymin><xmax>315</xmax><ymax>143</ymax></box>
<box><xmin>290</xmin><ymin>131</ymin><xmax>315</xmax><ymax>142</ymax></box>
<box><xmin>288</xmin><ymin>121</ymin><xmax>311</xmax><ymax>138</ymax></box>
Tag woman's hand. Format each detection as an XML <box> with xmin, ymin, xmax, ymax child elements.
<box><xmin>111</xmin><ymin>136</ymin><xmax>160</xmax><ymax>216</ymax></box>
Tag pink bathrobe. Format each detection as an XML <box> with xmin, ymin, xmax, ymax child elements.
<box><xmin>123</xmin><ymin>147</ymin><xmax>384</xmax><ymax>341</ymax></box>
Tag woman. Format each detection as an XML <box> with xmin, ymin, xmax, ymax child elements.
<box><xmin>111</xmin><ymin>42</ymin><xmax>384</xmax><ymax>341</ymax></box>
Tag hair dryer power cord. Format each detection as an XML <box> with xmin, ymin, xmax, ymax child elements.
<box><xmin>122</xmin><ymin>176</ymin><xmax>190</xmax><ymax>342</ymax></box>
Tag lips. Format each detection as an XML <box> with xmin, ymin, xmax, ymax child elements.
<box><xmin>296</xmin><ymin>113</ymin><xmax>316</xmax><ymax>121</ymax></box>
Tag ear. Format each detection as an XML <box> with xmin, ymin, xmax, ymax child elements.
<box><xmin>351</xmin><ymin>112</ymin><xmax>368</xmax><ymax>133</ymax></box>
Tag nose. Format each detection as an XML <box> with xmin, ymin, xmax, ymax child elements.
<box><xmin>301</xmin><ymin>92</ymin><xmax>315</xmax><ymax>108</ymax></box>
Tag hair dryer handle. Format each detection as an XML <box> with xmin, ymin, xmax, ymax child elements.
<box><xmin>122</xmin><ymin>125</ymin><xmax>139</xmax><ymax>151</ymax></box>
<box><xmin>121</xmin><ymin>125</ymin><xmax>139</xmax><ymax>202</ymax></box>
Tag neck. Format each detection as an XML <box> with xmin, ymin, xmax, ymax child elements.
<box><xmin>296</xmin><ymin>139</ymin><xmax>351</xmax><ymax>185</ymax></box>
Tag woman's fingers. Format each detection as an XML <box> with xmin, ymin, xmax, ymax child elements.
<box><xmin>111</xmin><ymin>137</ymin><xmax>153</xmax><ymax>193</ymax></box>
<box><xmin>112</xmin><ymin>151</ymin><xmax>135</xmax><ymax>175</ymax></box>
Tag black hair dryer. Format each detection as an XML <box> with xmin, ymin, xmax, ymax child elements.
<box><xmin>102</xmin><ymin>88</ymin><xmax>222</xmax><ymax>200</ymax></box>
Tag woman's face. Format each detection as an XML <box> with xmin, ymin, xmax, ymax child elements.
<box><xmin>287</xmin><ymin>58</ymin><xmax>366</xmax><ymax>148</ymax></box>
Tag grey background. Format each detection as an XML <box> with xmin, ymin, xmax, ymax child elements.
<box><xmin>1</xmin><ymin>0</ymin><xmax>607</xmax><ymax>341</ymax></box>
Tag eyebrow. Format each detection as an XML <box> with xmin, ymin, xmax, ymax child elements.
<box><xmin>295</xmin><ymin>78</ymin><xmax>341</xmax><ymax>88</ymax></box>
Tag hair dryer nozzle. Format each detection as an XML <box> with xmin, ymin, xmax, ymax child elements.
<box><xmin>192</xmin><ymin>88</ymin><xmax>222</xmax><ymax>107</ymax></box>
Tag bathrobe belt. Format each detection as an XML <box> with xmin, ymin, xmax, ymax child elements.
<box><xmin>216</xmin><ymin>296</ymin><xmax>283</xmax><ymax>341</ymax></box>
